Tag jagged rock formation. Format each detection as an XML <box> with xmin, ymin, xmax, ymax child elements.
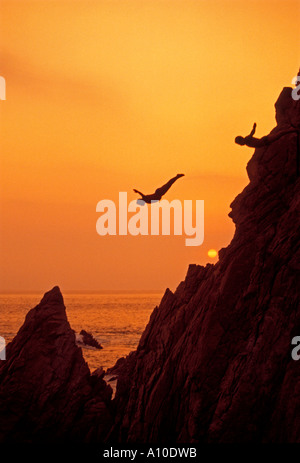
<box><xmin>0</xmin><ymin>286</ymin><xmax>112</xmax><ymax>442</ymax></box>
<box><xmin>76</xmin><ymin>329</ymin><xmax>103</xmax><ymax>349</ymax></box>
<box><xmin>112</xmin><ymin>87</ymin><xmax>300</xmax><ymax>443</ymax></box>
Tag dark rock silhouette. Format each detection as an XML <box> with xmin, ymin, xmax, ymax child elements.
<box><xmin>111</xmin><ymin>87</ymin><xmax>300</xmax><ymax>443</ymax></box>
<box><xmin>76</xmin><ymin>329</ymin><xmax>103</xmax><ymax>349</ymax></box>
<box><xmin>106</xmin><ymin>352</ymin><xmax>136</xmax><ymax>388</ymax></box>
<box><xmin>0</xmin><ymin>286</ymin><xmax>112</xmax><ymax>442</ymax></box>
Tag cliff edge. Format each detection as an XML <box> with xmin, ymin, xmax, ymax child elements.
<box><xmin>112</xmin><ymin>87</ymin><xmax>300</xmax><ymax>443</ymax></box>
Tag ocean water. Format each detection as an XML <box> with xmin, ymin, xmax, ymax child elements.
<box><xmin>0</xmin><ymin>292</ymin><xmax>162</xmax><ymax>372</ymax></box>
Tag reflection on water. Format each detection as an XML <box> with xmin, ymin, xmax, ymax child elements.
<box><xmin>0</xmin><ymin>292</ymin><xmax>162</xmax><ymax>372</ymax></box>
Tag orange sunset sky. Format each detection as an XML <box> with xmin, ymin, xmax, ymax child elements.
<box><xmin>0</xmin><ymin>0</ymin><xmax>299</xmax><ymax>292</ymax></box>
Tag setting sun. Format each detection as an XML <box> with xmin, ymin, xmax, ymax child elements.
<box><xmin>207</xmin><ymin>249</ymin><xmax>218</xmax><ymax>259</ymax></box>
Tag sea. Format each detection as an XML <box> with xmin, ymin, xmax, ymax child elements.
<box><xmin>0</xmin><ymin>292</ymin><xmax>162</xmax><ymax>373</ymax></box>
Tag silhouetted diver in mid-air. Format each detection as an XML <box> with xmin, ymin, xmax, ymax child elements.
<box><xmin>134</xmin><ymin>174</ymin><xmax>184</xmax><ymax>204</ymax></box>
<box><xmin>235</xmin><ymin>123</ymin><xmax>297</xmax><ymax>148</ymax></box>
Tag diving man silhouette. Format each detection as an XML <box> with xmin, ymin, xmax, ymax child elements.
<box><xmin>235</xmin><ymin>123</ymin><xmax>297</xmax><ymax>148</ymax></box>
<box><xmin>133</xmin><ymin>174</ymin><xmax>185</xmax><ymax>204</ymax></box>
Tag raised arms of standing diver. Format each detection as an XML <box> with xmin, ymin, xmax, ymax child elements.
<box><xmin>235</xmin><ymin>123</ymin><xmax>297</xmax><ymax>148</ymax></box>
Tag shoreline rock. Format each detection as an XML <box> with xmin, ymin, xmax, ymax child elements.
<box><xmin>76</xmin><ymin>329</ymin><xmax>103</xmax><ymax>350</ymax></box>
<box><xmin>0</xmin><ymin>286</ymin><xmax>113</xmax><ymax>443</ymax></box>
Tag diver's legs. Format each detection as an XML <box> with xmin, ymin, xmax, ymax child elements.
<box><xmin>155</xmin><ymin>174</ymin><xmax>184</xmax><ymax>197</ymax></box>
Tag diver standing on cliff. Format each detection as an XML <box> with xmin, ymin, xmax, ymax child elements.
<box><xmin>235</xmin><ymin>122</ymin><xmax>297</xmax><ymax>148</ymax></box>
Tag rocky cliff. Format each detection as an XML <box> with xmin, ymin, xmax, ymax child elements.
<box><xmin>0</xmin><ymin>286</ymin><xmax>113</xmax><ymax>442</ymax></box>
<box><xmin>112</xmin><ymin>86</ymin><xmax>300</xmax><ymax>443</ymax></box>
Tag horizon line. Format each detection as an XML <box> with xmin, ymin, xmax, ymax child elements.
<box><xmin>0</xmin><ymin>289</ymin><xmax>165</xmax><ymax>295</ymax></box>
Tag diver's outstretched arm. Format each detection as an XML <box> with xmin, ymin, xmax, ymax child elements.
<box><xmin>235</xmin><ymin>123</ymin><xmax>256</xmax><ymax>146</ymax></box>
<box><xmin>133</xmin><ymin>189</ymin><xmax>145</xmax><ymax>198</ymax></box>
<box><xmin>154</xmin><ymin>174</ymin><xmax>184</xmax><ymax>197</ymax></box>
<box><xmin>248</xmin><ymin>122</ymin><xmax>257</xmax><ymax>137</ymax></box>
